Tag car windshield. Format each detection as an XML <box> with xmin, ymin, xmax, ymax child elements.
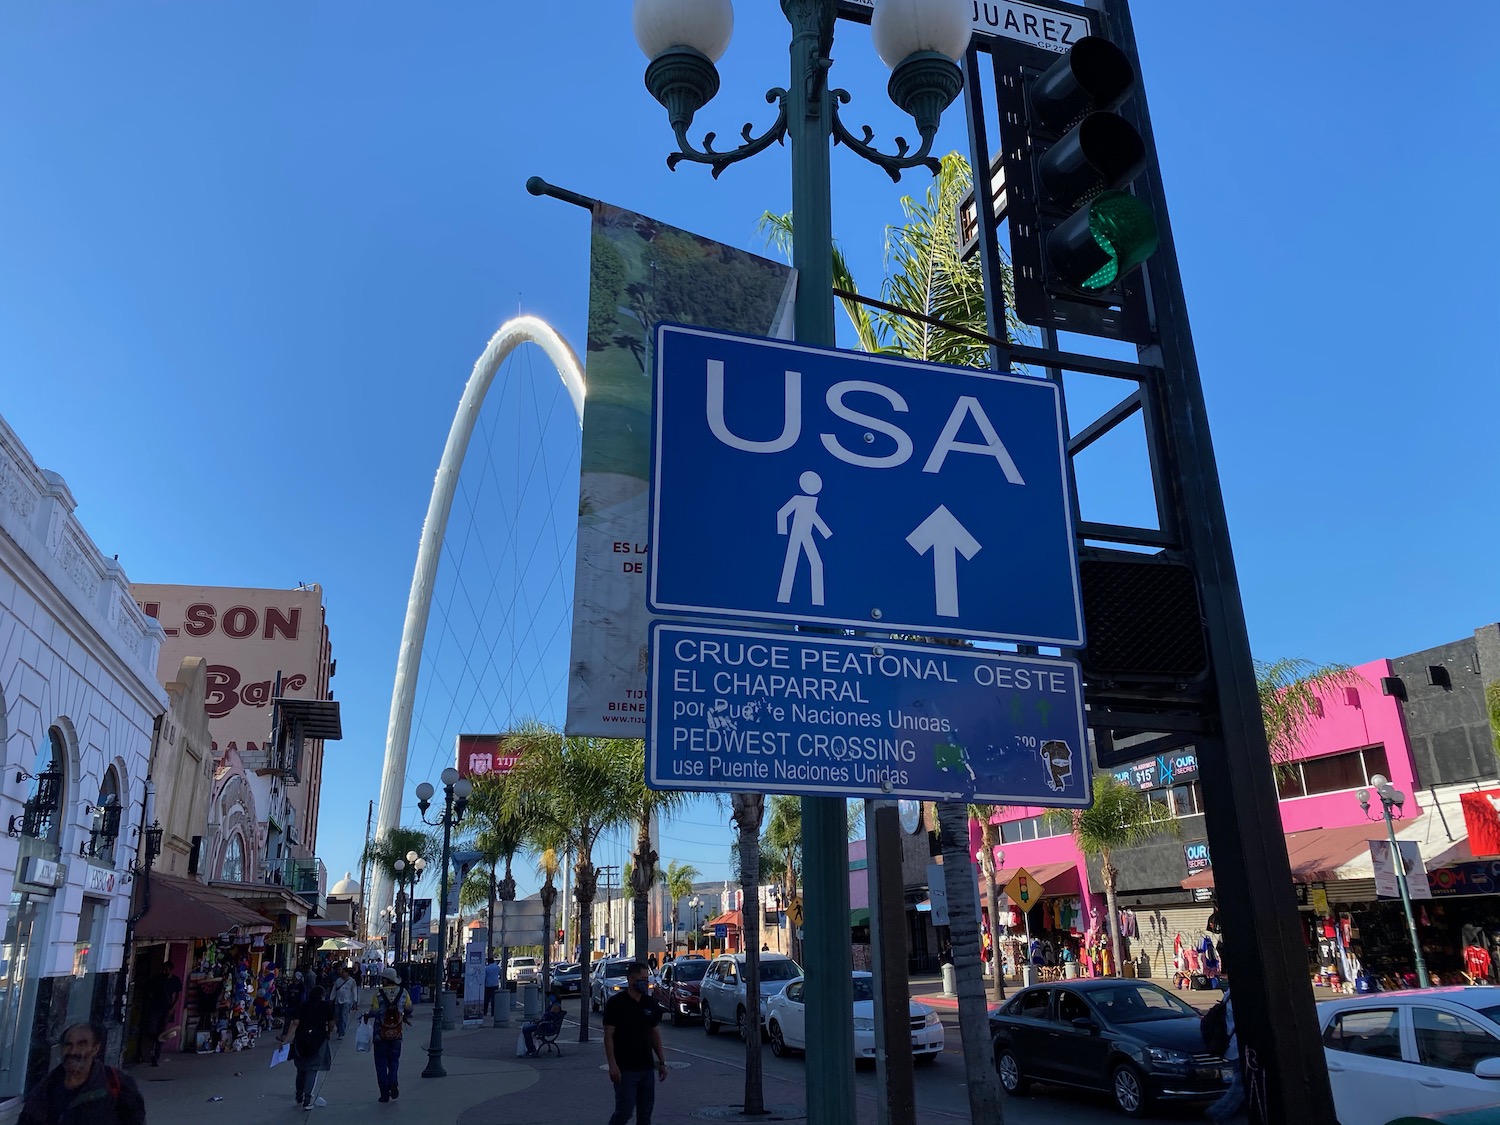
<box><xmin>673</xmin><ymin>961</ymin><xmax>709</xmax><ymax>981</ymax></box>
<box><xmin>604</xmin><ymin>961</ymin><xmax>632</xmax><ymax>978</ymax></box>
<box><xmin>852</xmin><ymin>978</ymin><xmax>875</xmax><ymax>1002</ymax></box>
<box><xmin>760</xmin><ymin>960</ymin><xmax>802</xmax><ymax>982</ymax></box>
<box><xmin>1087</xmin><ymin>983</ymin><xmax>1197</xmax><ymax>1023</ymax></box>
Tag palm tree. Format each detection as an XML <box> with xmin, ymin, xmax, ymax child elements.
<box><xmin>620</xmin><ymin>741</ymin><xmax>692</xmax><ymax>960</ymax></box>
<box><xmin>935</xmin><ymin>801</ymin><xmax>1004</xmax><ymax>1124</ymax></box>
<box><xmin>463</xmin><ymin>773</ymin><xmax>528</xmax><ymax>961</ymax></box>
<box><xmin>1258</xmin><ymin>658</ymin><xmax>1365</xmax><ymax>776</ymax></box>
<box><xmin>1048</xmin><ymin>775</ymin><xmax>1180</xmax><ymax>976</ymax></box>
<box><xmin>361</xmin><ymin>827</ymin><xmax>439</xmax><ymax>961</ymax></box>
<box><xmin>760</xmin><ymin>795</ymin><xmax>803</xmax><ymax>963</ymax></box>
<box><xmin>663</xmin><ymin>861</ymin><xmax>701</xmax><ymax>954</ymax></box>
<box><xmin>968</xmin><ymin>802</ymin><xmax>1007</xmax><ymax>1004</ymax></box>
<box><xmin>730</xmin><ymin>794</ymin><xmax>767</xmax><ymax>1114</ymax></box>
<box><xmin>503</xmin><ymin>721</ymin><xmax>639</xmax><ymax>1042</ymax></box>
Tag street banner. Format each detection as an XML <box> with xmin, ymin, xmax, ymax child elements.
<box><xmin>1369</xmin><ymin>839</ymin><xmax>1432</xmax><ymax>900</ymax></box>
<box><xmin>464</xmin><ymin>943</ymin><xmax>486</xmax><ymax>1020</ymax></box>
<box><xmin>565</xmin><ymin>203</ymin><xmax>796</xmax><ymax>736</ymax></box>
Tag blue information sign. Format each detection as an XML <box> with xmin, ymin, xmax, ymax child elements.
<box><xmin>648</xmin><ymin>325</ymin><xmax>1083</xmax><ymax>646</ymax></box>
<box><xmin>647</xmin><ymin>622</ymin><xmax>1089</xmax><ymax>805</ymax></box>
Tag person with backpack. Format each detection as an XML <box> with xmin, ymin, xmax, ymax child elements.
<box><xmin>279</xmin><ymin>985</ymin><xmax>336</xmax><ymax>1110</ymax></box>
<box><xmin>363</xmin><ymin>967</ymin><xmax>413</xmax><ymax>1103</ymax></box>
<box><xmin>22</xmin><ymin>1022</ymin><xmax>146</xmax><ymax>1125</ymax></box>
<box><xmin>1203</xmin><ymin>989</ymin><xmax>1244</xmax><ymax>1122</ymax></box>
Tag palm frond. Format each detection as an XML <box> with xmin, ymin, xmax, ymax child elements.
<box><xmin>1047</xmin><ymin>775</ymin><xmax>1179</xmax><ymax>855</ymax></box>
<box><xmin>756</xmin><ymin>211</ymin><xmax>883</xmax><ymax>354</ymax></box>
<box><xmin>1257</xmin><ymin>658</ymin><xmax>1368</xmax><ymax>768</ymax></box>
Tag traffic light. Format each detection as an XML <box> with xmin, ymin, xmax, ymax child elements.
<box><xmin>997</xmin><ymin>35</ymin><xmax>1158</xmax><ymax>341</ymax></box>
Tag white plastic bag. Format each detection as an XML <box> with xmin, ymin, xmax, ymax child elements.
<box><xmin>355</xmin><ymin>1022</ymin><xmax>373</xmax><ymax>1053</ymax></box>
<box><xmin>269</xmin><ymin>1042</ymin><xmax>291</xmax><ymax>1068</ymax></box>
<box><xmin>516</xmin><ymin>1033</ymin><xmax>527</xmax><ymax>1058</ymax></box>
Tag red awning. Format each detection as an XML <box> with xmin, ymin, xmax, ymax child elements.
<box><xmin>306</xmin><ymin>922</ymin><xmax>352</xmax><ymax>939</ymax></box>
<box><xmin>995</xmin><ymin>862</ymin><xmax>1080</xmax><ymax>896</ymax></box>
<box><xmin>705</xmin><ymin>911</ymin><xmax>742</xmax><ymax>930</ymax></box>
<box><xmin>136</xmin><ymin>873</ymin><xmax>273</xmax><ymax>941</ymax></box>
<box><xmin>1180</xmin><ymin>824</ymin><xmax>1383</xmax><ymax>891</ymax></box>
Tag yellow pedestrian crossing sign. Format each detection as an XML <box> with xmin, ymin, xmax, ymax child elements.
<box><xmin>1002</xmin><ymin>868</ymin><xmax>1039</xmax><ymax>909</ymax></box>
<box><xmin>787</xmin><ymin>896</ymin><xmax>804</xmax><ymax>927</ymax></box>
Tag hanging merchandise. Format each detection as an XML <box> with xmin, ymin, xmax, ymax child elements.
<box><xmin>1466</xmin><ymin>944</ymin><xmax>1493</xmax><ymax>982</ymax></box>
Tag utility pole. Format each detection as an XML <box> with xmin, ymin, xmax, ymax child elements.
<box><xmin>866</xmin><ymin>801</ymin><xmax>915</xmax><ymax>1125</ymax></box>
<box><xmin>358</xmin><ymin>799</ymin><xmax>374</xmax><ymax>944</ymax></box>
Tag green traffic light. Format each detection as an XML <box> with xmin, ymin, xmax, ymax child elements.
<box><xmin>1080</xmin><ymin>190</ymin><xmax>1159</xmax><ymax>289</ymax></box>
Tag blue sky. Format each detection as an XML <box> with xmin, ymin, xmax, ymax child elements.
<box><xmin>3</xmin><ymin>2</ymin><xmax>1497</xmax><ymax>905</ymax></box>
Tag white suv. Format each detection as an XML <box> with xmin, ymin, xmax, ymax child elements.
<box><xmin>507</xmin><ymin>956</ymin><xmax>538</xmax><ymax>984</ymax></box>
<box><xmin>699</xmin><ymin>952</ymin><xmax>802</xmax><ymax>1038</ymax></box>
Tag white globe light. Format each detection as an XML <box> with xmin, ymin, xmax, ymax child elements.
<box><xmin>871</xmin><ymin>0</ymin><xmax>973</xmax><ymax>68</ymax></box>
<box><xmin>633</xmin><ymin>0</ymin><xmax>735</xmax><ymax>63</ymax></box>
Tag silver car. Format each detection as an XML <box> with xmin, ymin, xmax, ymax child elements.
<box><xmin>590</xmin><ymin>959</ymin><xmax>634</xmax><ymax>1011</ymax></box>
<box><xmin>700</xmin><ymin>952</ymin><xmax>802</xmax><ymax>1038</ymax></box>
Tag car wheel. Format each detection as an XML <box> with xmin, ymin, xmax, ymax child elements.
<box><xmin>736</xmin><ymin>1007</ymin><xmax>750</xmax><ymax>1040</ymax></box>
<box><xmin>769</xmin><ymin>1020</ymin><xmax>788</xmax><ymax>1058</ymax></box>
<box><xmin>704</xmin><ymin>1002</ymin><xmax>720</xmax><ymax>1036</ymax></box>
<box><xmin>1111</xmin><ymin>1063</ymin><xmax>1151</xmax><ymax>1118</ymax></box>
<box><xmin>591</xmin><ymin>994</ymin><xmax>600</xmax><ymax>1012</ymax></box>
<box><xmin>995</xmin><ymin>1047</ymin><xmax>1029</xmax><ymax>1095</ymax></box>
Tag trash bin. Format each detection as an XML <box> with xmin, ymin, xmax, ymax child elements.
<box><xmin>1064</xmin><ymin>962</ymin><xmax>1080</xmax><ymax>979</ymax></box>
<box><xmin>521</xmin><ymin>983</ymin><xmax>541</xmax><ymax>1019</ymax></box>
<box><xmin>409</xmin><ymin>983</ymin><xmax>423</xmax><ymax>1004</ymax></box>
<box><xmin>441</xmin><ymin>990</ymin><xmax>459</xmax><ymax>1030</ymax></box>
<box><xmin>492</xmin><ymin>988</ymin><xmax>512</xmax><ymax>1027</ymax></box>
<box><xmin>1022</xmin><ymin>965</ymin><xmax>1039</xmax><ymax>987</ymax></box>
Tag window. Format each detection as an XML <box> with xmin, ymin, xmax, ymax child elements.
<box><xmin>1278</xmin><ymin>746</ymin><xmax>1392</xmax><ymax>799</ymax></box>
<box><xmin>851</xmin><ymin>978</ymin><xmax>875</xmax><ymax>1002</ymax></box>
<box><xmin>783</xmin><ymin>982</ymin><xmax>804</xmax><ymax>1004</ymax></box>
<box><xmin>91</xmin><ymin>770</ymin><xmax>121</xmax><ymax>865</ymax></box>
<box><xmin>1016</xmin><ymin>989</ymin><xmax>1051</xmax><ymax>1019</ymax></box>
<box><xmin>23</xmin><ymin>731</ymin><xmax>66</xmax><ymax>843</ymax></box>
<box><xmin>1413</xmin><ymin>1007</ymin><xmax>1500</xmax><ymax>1072</ymax></box>
<box><xmin>220</xmin><ymin>834</ymin><xmax>245</xmax><ymax>882</ymax></box>
<box><xmin>1056</xmin><ymin>990</ymin><xmax>1091</xmax><ymax>1024</ymax></box>
<box><xmin>998</xmin><ymin>814</ymin><xmax>1069</xmax><ymax>845</ymax></box>
<box><xmin>761</xmin><ymin>960</ymin><xmax>802</xmax><ymax>982</ymax></box>
<box><xmin>1322</xmin><ymin>1008</ymin><xmax>1403</xmax><ymax>1060</ymax></box>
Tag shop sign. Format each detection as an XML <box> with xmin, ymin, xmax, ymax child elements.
<box><xmin>1428</xmin><ymin>859</ymin><xmax>1500</xmax><ymax>898</ymax></box>
<box><xmin>1184</xmin><ymin>841</ymin><xmax>1211</xmax><ymax>876</ymax></box>
<box><xmin>1369</xmin><ymin>840</ymin><xmax>1432</xmax><ymax>901</ymax></box>
<box><xmin>455</xmin><ymin>734</ymin><xmax>520</xmax><ymax>779</ymax></box>
<box><xmin>1310</xmin><ymin>886</ymin><xmax>1330</xmax><ymax>915</ymax></box>
<box><xmin>1191</xmin><ymin>887</ymin><xmax>1214</xmax><ymax>903</ymax></box>
<box><xmin>84</xmin><ymin>864</ymin><xmax>117</xmax><ymax>895</ymax></box>
<box><xmin>265</xmin><ymin>928</ymin><xmax>298</xmax><ymax>946</ymax></box>
<box><xmin>1112</xmin><ymin>751</ymin><xmax>1199</xmax><ymax>792</ymax></box>
<box><xmin>20</xmin><ymin>856</ymin><xmax>60</xmax><ymax>893</ymax></box>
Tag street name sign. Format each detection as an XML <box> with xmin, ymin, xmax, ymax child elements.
<box><xmin>646</xmin><ymin>621</ymin><xmax>1089</xmax><ymax>805</ymax></box>
<box><xmin>648</xmin><ymin>325</ymin><xmax>1083</xmax><ymax>646</ymax></box>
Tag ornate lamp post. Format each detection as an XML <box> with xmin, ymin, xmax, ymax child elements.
<box><xmin>689</xmin><ymin>895</ymin><xmax>702</xmax><ymax>950</ymax></box>
<box><xmin>1357</xmin><ymin>775</ymin><xmax>1430</xmax><ymax>988</ymax></box>
<box><xmin>631</xmin><ymin>2</ymin><xmax>972</xmax><ymax>1119</ymax></box>
<box><xmin>414</xmin><ymin>768</ymin><xmax>471</xmax><ymax>1078</ymax></box>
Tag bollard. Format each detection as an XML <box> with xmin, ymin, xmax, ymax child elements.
<box><xmin>521</xmin><ymin>983</ymin><xmax>541</xmax><ymax>1019</ymax></box>
<box><xmin>492</xmin><ymin>988</ymin><xmax>512</xmax><ymax>1027</ymax></box>
<box><xmin>1023</xmin><ymin>964</ymin><xmax>1039</xmax><ymax>987</ymax></box>
<box><xmin>940</xmin><ymin>963</ymin><xmax>957</xmax><ymax>998</ymax></box>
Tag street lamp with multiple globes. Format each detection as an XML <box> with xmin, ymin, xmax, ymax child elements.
<box><xmin>394</xmin><ymin>851</ymin><xmax>427</xmax><ymax>962</ymax></box>
<box><xmin>1357</xmin><ymin>774</ymin><xmax>1431</xmax><ymax>988</ymax></box>
<box><xmin>630</xmin><ymin>2</ymin><xmax>973</xmax><ymax>1120</ymax></box>
<box><xmin>689</xmin><ymin>894</ymin><xmax>703</xmax><ymax>950</ymax></box>
<box><xmin>414</xmin><ymin>767</ymin><xmax>472</xmax><ymax>1078</ymax></box>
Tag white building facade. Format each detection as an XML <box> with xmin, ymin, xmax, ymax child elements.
<box><xmin>0</xmin><ymin>415</ymin><xmax>165</xmax><ymax>1095</ymax></box>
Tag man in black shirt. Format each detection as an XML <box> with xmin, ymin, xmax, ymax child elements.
<box><xmin>22</xmin><ymin>1023</ymin><xmax>145</xmax><ymax>1125</ymax></box>
<box><xmin>601</xmin><ymin>963</ymin><xmax>666</xmax><ymax>1125</ymax></box>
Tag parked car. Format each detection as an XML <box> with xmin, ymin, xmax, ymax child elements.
<box><xmin>507</xmin><ymin>956</ymin><xmax>538</xmax><ymax>984</ymax></box>
<box><xmin>661</xmin><ymin>958</ymin><xmax>711</xmax><ymax>1026</ymax></box>
<box><xmin>699</xmin><ymin>952</ymin><xmax>802</xmax><ymax>1038</ymax></box>
<box><xmin>590</xmin><ymin>959</ymin><xmax>635</xmax><ymax>1011</ymax></box>
<box><xmin>765</xmin><ymin>971</ymin><xmax>944</xmax><ymax>1063</ymax></box>
<box><xmin>1318</xmin><ymin>987</ymin><xmax>1500</xmax><ymax>1125</ymax></box>
<box><xmin>548</xmin><ymin>962</ymin><xmax>583</xmax><ymax>997</ymax></box>
<box><xmin>989</xmin><ymin>979</ymin><xmax>1231</xmax><ymax>1117</ymax></box>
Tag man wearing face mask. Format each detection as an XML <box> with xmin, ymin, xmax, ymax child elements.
<box><xmin>601</xmin><ymin>963</ymin><xmax>667</xmax><ymax>1125</ymax></box>
<box><xmin>22</xmin><ymin>1023</ymin><xmax>146</xmax><ymax>1125</ymax></box>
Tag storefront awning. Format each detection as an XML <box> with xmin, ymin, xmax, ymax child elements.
<box><xmin>136</xmin><ymin>873</ymin><xmax>274</xmax><ymax>941</ymax></box>
<box><xmin>995</xmin><ymin>862</ymin><xmax>1081</xmax><ymax>897</ymax></box>
<box><xmin>1180</xmin><ymin>824</ymin><xmax>1383</xmax><ymax>891</ymax></box>
<box><xmin>705</xmin><ymin>911</ymin><xmax>742</xmax><ymax>930</ymax></box>
<box><xmin>306</xmin><ymin>922</ymin><xmax>351</xmax><ymax>939</ymax></box>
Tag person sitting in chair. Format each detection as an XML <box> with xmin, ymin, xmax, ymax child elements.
<box><xmin>522</xmin><ymin>994</ymin><xmax>564</xmax><ymax>1058</ymax></box>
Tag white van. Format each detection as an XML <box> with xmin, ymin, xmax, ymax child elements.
<box><xmin>507</xmin><ymin>956</ymin><xmax>538</xmax><ymax>984</ymax></box>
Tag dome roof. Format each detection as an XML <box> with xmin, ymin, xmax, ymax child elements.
<box><xmin>330</xmin><ymin>871</ymin><xmax>361</xmax><ymax>896</ymax></box>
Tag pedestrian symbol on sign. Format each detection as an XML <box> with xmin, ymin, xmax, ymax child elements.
<box><xmin>776</xmin><ymin>471</ymin><xmax>833</xmax><ymax>606</ymax></box>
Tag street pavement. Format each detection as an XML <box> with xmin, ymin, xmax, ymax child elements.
<box><xmin>135</xmin><ymin>984</ymin><xmax>1216</xmax><ymax>1125</ymax></box>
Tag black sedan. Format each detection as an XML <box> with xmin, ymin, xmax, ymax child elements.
<box><xmin>547</xmin><ymin>962</ymin><xmax>583</xmax><ymax>996</ymax></box>
<box><xmin>989</xmin><ymin>979</ymin><xmax>1231</xmax><ymax>1117</ymax></box>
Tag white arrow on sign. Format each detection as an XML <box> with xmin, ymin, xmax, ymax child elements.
<box><xmin>905</xmin><ymin>505</ymin><xmax>981</xmax><ymax>618</ymax></box>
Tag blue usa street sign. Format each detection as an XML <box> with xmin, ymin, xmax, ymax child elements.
<box><xmin>647</xmin><ymin>325</ymin><xmax>1083</xmax><ymax>646</ymax></box>
<box><xmin>646</xmin><ymin>621</ymin><xmax>1089</xmax><ymax>806</ymax></box>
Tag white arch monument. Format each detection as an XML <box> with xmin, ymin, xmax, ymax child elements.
<box><xmin>370</xmin><ymin>315</ymin><xmax>585</xmax><ymax>921</ymax></box>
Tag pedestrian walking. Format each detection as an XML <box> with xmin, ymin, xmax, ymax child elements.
<box><xmin>332</xmin><ymin>968</ymin><xmax>359</xmax><ymax>1039</ymax></box>
<box><xmin>134</xmin><ymin>962</ymin><xmax>180</xmax><ymax>1066</ymax></box>
<box><xmin>363</xmin><ymin>967</ymin><xmax>413</xmax><ymax>1103</ymax></box>
<box><xmin>602</xmin><ymin>963</ymin><xmax>667</xmax><ymax>1125</ymax></box>
<box><xmin>22</xmin><ymin>1022</ymin><xmax>145</xmax><ymax>1125</ymax></box>
<box><xmin>280</xmin><ymin>986</ymin><xmax>336</xmax><ymax>1110</ymax></box>
<box><xmin>483</xmin><ymin>958</ymin><xmax>500</xmax><ymax>1015</ymax></box>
